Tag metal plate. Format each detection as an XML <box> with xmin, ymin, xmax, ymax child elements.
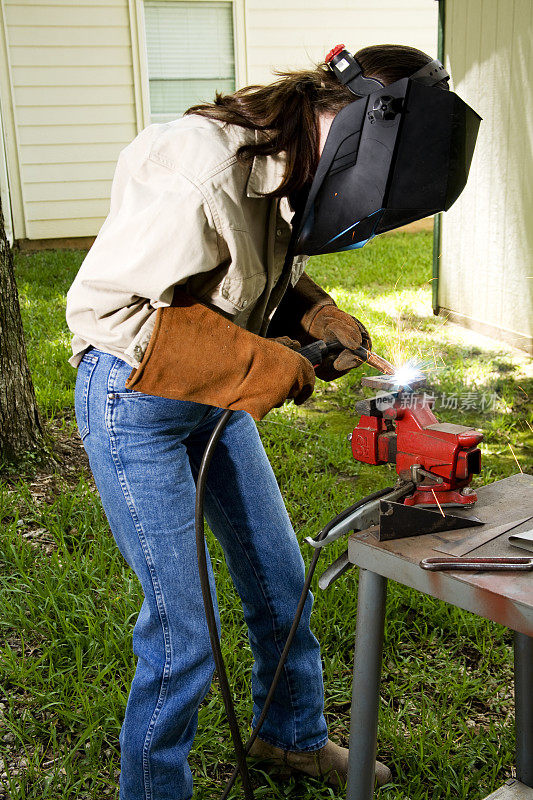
<box><xmin>434</xmin><ymin>516</ymin><xmax>533</xmax><ymax>556</ymax></box>
<box><xmin>379</xmin><ymin>499</ymin><xmax>482</xmax><ymax>540</ymax></box>
<box><xmin>361</xmin><ymin>374</ymin><xmax>427</xmax><ymax>391</ymax></box>
<box><xmin>483</xmin><ymin>780</ymin><xmax>533</xmax><ymax>799</ymax></box>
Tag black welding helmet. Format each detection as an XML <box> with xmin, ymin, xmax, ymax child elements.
<box><xmin>293</xmin><ymin>45</ymin><xmax>481</xmax><ymax>256</ymax></box>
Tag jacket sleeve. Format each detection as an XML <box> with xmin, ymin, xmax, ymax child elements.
<box><xmin>267</xmin><ymin>271</ymin><xmax>336</xmax><ymax>345</ymax></box>
<box><xmin>68</xmin><ymin>152</ymin><xmax>225</xmax><ymax>317</ymax></box>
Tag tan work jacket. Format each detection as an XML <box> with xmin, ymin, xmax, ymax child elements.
<box><xmin>66</xmin><ymin>115</ymin><xmax>308</xmax><ymax>368</ymax></box>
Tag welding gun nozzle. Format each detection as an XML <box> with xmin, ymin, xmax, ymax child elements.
<box><xmin>298</xmin><ymin>341</ymin><xmax>396</xmax><ymax>375</ymax></box>
<box><xmin>355</xmin><ymin>347</ymin><xmax>396</xmax><ymax>376</ymax></box>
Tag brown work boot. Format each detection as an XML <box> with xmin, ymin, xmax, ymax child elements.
<box><xmin>249</xmin><ymin>737</ymin><xmax>391</xmax><ymax>787</ymax></box>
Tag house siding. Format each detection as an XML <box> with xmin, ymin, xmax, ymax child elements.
<box><xmin>0</xmin><ymin>0</ymin><xmax>437</xmax><ymax>241</ymax></box>
<box><xmin>0</xmin><ymin>0</ymin><xmax>138</xmax><ymax>238</ymax></box>
<box><xmin>439</xmin><ymin>0</ymin><xmax>533</xmax><ymax>352</ymax></box>
<box><xmin>245</xmin><ymin>0</ymin><xmax>438</xmax><ymax>84</ymax></box>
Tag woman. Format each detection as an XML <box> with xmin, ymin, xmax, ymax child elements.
<box><xmin>67</xmin><ymin>44</ymin><xmax>439</xmax><ymax>800</ymax></box>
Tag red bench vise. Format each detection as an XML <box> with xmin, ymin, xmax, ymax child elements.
<box><xmin>350</xmin><ymin>375</ymin><xmax>483</xmax><ymax>508</ymax></box>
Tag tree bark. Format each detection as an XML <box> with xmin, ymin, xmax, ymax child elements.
<box><xmin>0</xmin><ymin>197</ymin><xmax>44</xmax><ymax>464</ymax></box>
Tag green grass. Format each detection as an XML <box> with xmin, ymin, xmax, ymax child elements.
<box><xmin>1</xmin><ymin>232</ymin><xmax>531</xmax><ymax>799</ymax></box>
<box><xmin>14</xmin><ymin>249</ymin><xmax>85</xmax><ymax>421</ymax></box>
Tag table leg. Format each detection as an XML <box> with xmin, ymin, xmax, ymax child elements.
<box><xmin>514</xmin><ymin>631</ymin><xmax>533</xmax><ymax>787</ymax></box>
<box><xmin>346</xmin><ymin>569</ymin><xmax>388</xmax><ymax>800</ymax></box>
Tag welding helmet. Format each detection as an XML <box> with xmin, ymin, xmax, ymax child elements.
<box><xmin>293</xmin><ymin>45</ymin><xmax>481</xmax><ymax>256</ymax></box>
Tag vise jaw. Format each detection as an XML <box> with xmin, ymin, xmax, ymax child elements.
<box><xmin>350</xmin><ymin>384</ymin><xmax>483</xmax><ymax>508</ymax></box>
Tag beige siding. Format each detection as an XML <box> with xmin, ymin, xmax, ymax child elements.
<box><xmin>0</xmin><ymin>0</ymin><xmax>438</xmax><ymax>241</ymax></box>
<box><xmin>0</xmin><ymin>95</ymin><xmax>13</xmax><ymax>243</ymax></box>
<box><xmin>1</xmin><ymin>0</ymin><xmax>138</xmax><ymax>239</ymax></box>
<box><xmin>440</xmin><ymin>0</ymin><xmax>533</xmax><ymax>352</ymax></box>
<box><xmin>245</xmin><ymin>0</ymin><xmax>438</xmax><ymax>84</ymax></box>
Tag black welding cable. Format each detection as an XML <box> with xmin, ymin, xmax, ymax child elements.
<box><xmin>219</xmin><ymin>484</ymin><xmax>397</xmax><ymax>798</ymax></box>
<box><xmin>196</xmin><ymin>412</ymin><xmax>404</xmax><ymax>799</ymax></box>
<box><xmin>194</xmin><ymin>408</ymin><xmax>255</xmax><ymax>800</ymax></box>
<box><xmin>220</xmin><ymin>544</ymin><xmax>322</xmax><ymax>799</ymax></box>
<box><xmin>311</xmin><ymin>484</ymin><xmax>396</xmax><ymax>542</ymax></box>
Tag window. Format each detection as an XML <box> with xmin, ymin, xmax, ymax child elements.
<box><xmin>143</xmin><ymin>0</ymin><xmax>236</xmax><ymax>123</ymax></box>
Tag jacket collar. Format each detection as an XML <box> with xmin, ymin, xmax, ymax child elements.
<box><xmin>246</xmin><ymin>132</ymin><xmax>287</xmax><ymax>198</ymax></box>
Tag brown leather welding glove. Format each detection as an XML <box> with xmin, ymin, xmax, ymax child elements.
<box><xmin>307</xmin><ymin>306</ymin><xmax>372</xmax><ymax>372</ymax></box>
<box><xmin>270</xmin><ymin>336</ymin><xmax>301</xmax><ymax>351</ymax></box>
<box><xmin>125</xmin><ymin>290</ymin><xmax>315</xmax><ymax>420</ymax></box>
<box><xmin>268</xmin><ymin>272</ymin><xmax>371</xmax><ymax>381</ymax></box>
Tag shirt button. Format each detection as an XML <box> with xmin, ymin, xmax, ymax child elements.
<box><xmin>133</xmin><ymin>345</ymin><xmax>144</xmax><ymax>361</ymax></box>
<box><xmin>276</xmin><ymin>228</ymin><xmax>282</xmax><ymax>237</ymax></box>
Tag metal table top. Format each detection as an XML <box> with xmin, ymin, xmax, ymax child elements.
<box><xmin>347</xmin><ymin>473</ymin><xmax>533</xmax><ymax>636</ymax></box>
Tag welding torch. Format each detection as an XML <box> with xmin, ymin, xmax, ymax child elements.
<box><xmin>299</xmin><ymin>339</ymin><xmax>396</xmax><ymax>375</ymax></box>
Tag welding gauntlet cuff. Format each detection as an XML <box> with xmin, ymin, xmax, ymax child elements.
<box><xmin>125</xmin><ymin>290</ymin><xmax>315</xmax><ymax>420</ymax></box>
<box><xmin>268</xmin><ymin>272</ymin><xmax>371</xmax><ymax>380</ymax></box>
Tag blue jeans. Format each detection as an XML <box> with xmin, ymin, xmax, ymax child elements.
<box><xmin>74</xmin><ymin>350</ymin><xmax>328</xmax><ymax>800</ymax></box>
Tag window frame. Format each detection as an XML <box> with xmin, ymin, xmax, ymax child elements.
<box><xmin>129</xmin><ymin>0</ymin><xmax>247</xmax><ymax>132</ymax></box>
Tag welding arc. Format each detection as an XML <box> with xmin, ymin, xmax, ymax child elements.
<box><xmin>196</xmin><ymin>417</ymin><xmax>395</xmax><ymax>799</ymax></box>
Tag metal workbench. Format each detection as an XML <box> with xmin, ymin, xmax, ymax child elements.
<box><xmin>345</xmin><ymin>473</ymin><xmax>533</xmax><ymax>800</ymax></box>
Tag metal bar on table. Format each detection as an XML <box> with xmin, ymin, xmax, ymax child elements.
<box><xmin>433</xmin><ymin>516</ymin><xmax>533</xmax><ymax>557</ymax></box>
<box><xmin>515</xmin><ymin>632</ymin><xmax>533</xmax><ymax>788</ymax></box>
<box><xmin>346</xmin><ymin>569</ymin><xmax>388</xmax><ymax>800</ymax></box>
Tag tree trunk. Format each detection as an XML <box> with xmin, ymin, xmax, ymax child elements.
<box><xmin>0</xmin><ymin>198</ymin><xmax>44</xmax><ymax>464</ymax></box>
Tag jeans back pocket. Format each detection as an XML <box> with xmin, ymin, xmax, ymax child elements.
<box><xmin>74</xmin><ymin>352</ymin><xmax>98</xmax><ymax>440</ymax></box>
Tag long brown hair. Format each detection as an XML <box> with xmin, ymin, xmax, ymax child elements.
<box><xmin>186</xmin><ymin>45</ymin><xmax>436</xmax><ymax>198</ymax></box>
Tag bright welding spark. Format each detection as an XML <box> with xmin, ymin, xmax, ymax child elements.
<box><xmin>388</xmin><ymin>361</ymin><xmax>425</xmax><ymax>389</ymax></box>
<box><xmin>508</xmin><ymin>442</ymin><xmax>523</xmax><ymax>474</ymax></box>
<box><xmin>431</xmin><ymin>488</ymin><xmax>445</xmax><ymax>517</ymax></box>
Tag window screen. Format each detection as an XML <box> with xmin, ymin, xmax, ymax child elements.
<box><xmin>144</xmin><ymin>1</ymin><xmax>235</xmax><ymax>123</ymax></box>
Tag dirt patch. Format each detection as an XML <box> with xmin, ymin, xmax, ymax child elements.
<box><xmin>47</xmin><ymin>413</ymin><xmax>92</xmax><ymax>487</ymax></box>
<box><xmin>3</xmin><ymin>413</ymin><xmax>93</xmax><ymax>499</ymax></box>
<box><xmin>1</xmin><ymin>414</ymin><xmax>96</xmax><ymax>558</ymax></box>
